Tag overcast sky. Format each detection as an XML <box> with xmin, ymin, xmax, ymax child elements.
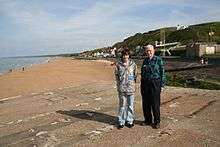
<box><xmin>0</xmin><ymin>0</ymin><xmax>220</xmax><ymax>57</ymax></box>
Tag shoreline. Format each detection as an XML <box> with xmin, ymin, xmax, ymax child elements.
<box><xmin>1</xmin><ymin>56</ymin><xmax>218</xmax><ymax>99</ymax></box>
<box><xmin>0</xmin><ymin>57</ymin><xmax>115</xmax><ymax>99</ymax></box>
<box><xmin>0</xmin><ymin>56</ymin><xmax>55</xmax><ymax>76</ymax></box>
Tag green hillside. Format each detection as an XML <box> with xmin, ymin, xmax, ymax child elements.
<box><xmin>82</xmin><ymin>21</ymin><xmax>220</xmax><ymax>55</ymax></box>
<box><xmin>113</xmin><ymin>22</ymin><xmax>220</xmax><ymax>49</ymax></box>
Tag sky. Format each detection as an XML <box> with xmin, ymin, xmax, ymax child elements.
<box><xmin>0</xmin><ymin>0</ymin><xmax>220</xmax><ymax>57</ymax></box>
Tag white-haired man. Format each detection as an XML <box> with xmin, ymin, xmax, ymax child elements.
<box><xmin>140</xmin><ymin>44</ymin><xmax>166</xmax><ymax>129</ymax></box>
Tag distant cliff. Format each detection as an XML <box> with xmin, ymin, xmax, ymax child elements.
<box><xmin>113</xmin><ymin>22</ymin><xmax>220</xmax><ymax>48</ymax></box>
<box><xmin>82</xmin><ymin>21</ymin><xmax>220</xmax><ymax>56</ymax></box>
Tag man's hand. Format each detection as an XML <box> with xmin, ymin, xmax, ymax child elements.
<box><xmin>161</xmin><ymin>87</ymin><xmax>165</xmax><ymax>92</ymax></box>
<box><xmin>110</xmin><ymin>61</ymin><xmax>117</xmax><ymax>66</ymax></box>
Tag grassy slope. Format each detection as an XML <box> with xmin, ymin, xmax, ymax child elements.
<box><xmin>113</xmin><ymin>22</ymin><xmax>220</xmax><ymax>50</ymax></box>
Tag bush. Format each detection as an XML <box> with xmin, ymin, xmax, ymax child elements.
<box><xmin>166</xmin><ymin>73</ymin><xmax>220</xmax><ymax>90</ymax></box>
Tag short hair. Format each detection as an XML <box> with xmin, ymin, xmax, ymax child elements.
<box><xmin>144</xmin><ymin>44</ymin><xmax>154</xmax><ymax>50</ymax></box>
<box><xmin>121</xmin><ymin>48</ymin><xmax>130</xmax><ymax>56</ymax></box>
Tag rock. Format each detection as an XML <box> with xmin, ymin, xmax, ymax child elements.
<box><xmin>75</xmin><ymin>103</ymin><xmax>89</xmax><ymax>107</ymax></box>
<box><xmin>169</xmin><ymin>102</ymin><xmax>179</xmax><ymax>108</ymax></box>
<box><xmin>51</xmin><ymin>122</ymin><xmax>58</xmax><ymax>125</ymax></box>
<box><xmin>17</xmin><ymin>119</ymin><xmax>23</xmax><ymax>123</ymax></box>
<box><xmin>44</xmin><ymin>92</ymin><xmax>54</xmax><ymax>95</ymax></box>
<box><xmin>173</xmin><ymin>119</ymin><xmax>178</xmax><ymax>122</ymax></box>
<box><xmin>94</xmin><ymin>107</ymin><xmax>101</xmax><ymax>111</ymax></box>
<box><xmin>86</xmin><ymin>112</ymin><xmax>94</xmax><ymax>117</ymax></box>
<box><xmin>159</xmin><ymin>130</ymin><xmax>172</xmax><ymax>136</ymax></box>
<box><xmin>31</xmin><ymin>93</ymin><xmax>38</xmax><ymax>95</ymax></box>
<box><xmin>167</xmin><ymin>116</ymin><xmax>174</xmax><ymax>120</ymax></box>
<box><xmin>167</xmin><ymin>116</ymin><xmax>178</xmax><ymax>122</ymax></box>
<box><xmin>97</xmin><ymin>125</ymin><xmax>114</xmax><ymax>132</ymax></box>
<box><xmin>6</xmin><ymin>121</ymin><xmax>14</xmax><ymax>125</ymax></box>
<box><xmin>59</xmin><ymin>118</ymin><xmax>71</xmax><ymax>123</ymax></box>
<box><xmin>94</xmin><ymin>97</ymin><xmax>102</xmax><ymax>101</ymax></box>
<box><xmin>1</xmin><ymin>95</ymin><xmax>21</xmax><ymax>101</ymax></box>
<box><xmin>49</xmin><ymin>134</ymin><xmax>58</xmax><ymax>142</ymax></box>
<box><xmin>147</xmin><ymin>135</ymin><xmax>156</xmax><ymax>139</ymax></box>
<box><xmin>29</xmin><ymin>129</ymin><xmax>35</xmax><ymax>133</ymax></box>
<box><xmin>85</xmin><ymin>130</ymin><xmax>102</xmax><ymax>136</ymax></box>
<box><xmin>44</xmin><ymin>134</ymin><xmax>58</xmax><ymax>146</ymax></box>
<box><xmin>91</xmin><ymin>131</ymin><xmax>102</xmax><ymax>135</ymax></box>
<box><xmin>36</xmin><ymin>131</ymin><xmax>48</xmax><ymax>136</ymax></box>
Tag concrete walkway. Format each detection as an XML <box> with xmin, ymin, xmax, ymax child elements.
<box><xmin>0</xmin><ymin>81</ymin><xmax>219</xmax><ymax>146</ymax></box>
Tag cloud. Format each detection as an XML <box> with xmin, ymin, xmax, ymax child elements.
<box><xmin>0</xmin><ymin>0</ymin><xmax>220</xmax><ymax>57</ymax></box>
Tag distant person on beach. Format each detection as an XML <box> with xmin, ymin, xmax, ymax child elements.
<box><xmin>114</xmin><ymin>48</ymin><xmax>137</xmax><ymax>129</ymax></box>
<box><xmin>141</xmin><ymin>45</ymin><xmax>166</xmax><ymax>129</ymax></box>
<box><xmin>200</xmin><ymin>58</ymin><xmax>204</xmax><ymax>64</ymax></box>
<box><xmin>204</xmin><ymin>58</ymin><xmax>208</xmax><ymax>65</ymax></box>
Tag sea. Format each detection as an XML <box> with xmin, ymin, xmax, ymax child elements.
<box><xmin>0</xmin><ymin>56</ymin><xmax>51</xmax><ymax>75</ymax></box>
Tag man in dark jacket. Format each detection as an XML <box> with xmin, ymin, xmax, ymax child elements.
<box><xmin>141</xmin><ymin>45</ymin><xmax>165</xmax><ymax>129</ymax></box>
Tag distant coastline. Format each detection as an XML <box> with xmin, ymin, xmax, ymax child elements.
<box><xmin>0</xmin><ymin>52</ymin><xmax>80</xmax><ymax>59</ymax></box>
<box><xmin>0</xmin><ymin>56</ymin><xmax>52</xmax><ymax>75</ymax></box>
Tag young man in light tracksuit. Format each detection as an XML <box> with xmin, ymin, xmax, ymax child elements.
<box><xmin>115</xmin><ymin>48</ymin><xmax>137</xmax><ymax>129</ymax></box>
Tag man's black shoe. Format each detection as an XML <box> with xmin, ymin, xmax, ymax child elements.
<box><xmin>152</xmin><ymin>123</ymin><xmax>160</xmax><ymax>129</ymax></box>
<box><xmin>126</xmin><ymin>123</ymin><xmax>134</xmax><ymax>128</ymax></box>
<box><xmin>117</xmin><ymin>125</ymin><xmax>124</xmax><ymax>129</ymax></box>
<box><xmin>141</xmin><ymin>121</ymin><xmax>152</xmax><ymax>126</ymax></box>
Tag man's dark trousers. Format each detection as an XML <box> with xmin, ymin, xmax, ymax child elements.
<box><xmin>141</xmin><ymin>78</ymin><xmax>161</xmax><ymax>124</ymax></box>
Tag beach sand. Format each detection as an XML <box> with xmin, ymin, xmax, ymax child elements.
<box><xmin>0</xmin><ymin>58</ymin><xmax>219</xmax><ymax>146</ymax></box>
<box><xmin>0</xmin><ymin>58</ymin><xmax>115</xmax><ymax>99</ymax></box>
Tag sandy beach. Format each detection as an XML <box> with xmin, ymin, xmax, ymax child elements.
<box><xmin>0</xmin><ymin>58</ymin><xmax>219</xmax><ymax>146</ymax></box>
<box><xmin>0</xmin><ymin>58</ymin><xmax>115</xmax><ymax>99</ymax></box>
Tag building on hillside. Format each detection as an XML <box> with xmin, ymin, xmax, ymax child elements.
<box><xmin>177</xmin><ymin>25</ymin><xmax>188</xmax><ymax>30</ymax></box>
<box><xmin>186</xmin><ymin>43</ymin><xmax>220</xmax><ymax>58</ymax></box>
<box><xmin>93</xmin><ymin>51</ymin><xmax>114</xmax><ymax>58</ymax></box>
<box><xmin>110</xmin><ymin>47</ymin><xmax>116</xmax><ymax>57</ymax></box>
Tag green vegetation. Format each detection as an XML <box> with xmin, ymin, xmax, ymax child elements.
<box><xmin>203</xmin><ymin>53</ymin><xmax>220</xmax><ymax>59</ymax></box>
<box><xmin>83</xmin><ymin>22</ymin><xmax>220</xmax><ymax>56</ymax></box>
<box><xmin>113</xmin><ymin>22</ymin><xmax>220</xmax><ymax>51</ymax></box>
<box><xmin>166</xmin><ymin>73</ymin><xmax>220</xmax><ymax>90</ymax></box>
<box><xmin>113</xmin><ymin>27</ymin><xmax>177</xmax><ymax>49</ymax></box>
<box><xmin>191</xmin><ymin>81</ymin><xmax>220</xmax><ymax>90</ymax></box>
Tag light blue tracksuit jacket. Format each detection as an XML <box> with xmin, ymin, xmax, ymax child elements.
<box><xmin>115</xmin><ymin>59</ymin><xmax>137</xmax><ymax>125</ymax></box>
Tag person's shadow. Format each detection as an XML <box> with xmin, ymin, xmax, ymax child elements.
<box><xmin>56</xmin><ymin>110</ymin><xmax>117</xmax><ymax>126</ymax></box>
<box><xmin>56</xmin><ymin>109</ymin><xmax>143</xmax><ymax>126</ymax></box>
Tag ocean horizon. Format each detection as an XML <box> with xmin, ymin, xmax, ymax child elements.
<box><xmin>0</xmin><ymin>56</ymin><xmax>51</xmax><ymax>74</ymax></box>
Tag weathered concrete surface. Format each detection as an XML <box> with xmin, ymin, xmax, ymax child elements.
<box><xmin>0</xmin><ymin>81</ymin><xmax>219</xmax><ymax>147</ymax></box>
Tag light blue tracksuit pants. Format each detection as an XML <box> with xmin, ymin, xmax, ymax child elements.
<box><xmin>117</xmin><ymin>92</ymin><xmax>134</xmax><ymax>125</ymax></box>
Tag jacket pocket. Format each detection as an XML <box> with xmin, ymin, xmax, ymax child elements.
<box><xmin>128</xmin><ymin>75</ymin><xmax>134</xmax><ymax>81</ymax></box>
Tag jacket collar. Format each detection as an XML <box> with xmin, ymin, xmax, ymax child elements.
<box><xmin>118</xmin><ymin>59</ymin><xmax>133</xmax><ymax>67</ymax></box>
<box><xmin>146</xmin><ymin>55</ymin><xmax>157</xmax><ymax>61</ymax></box>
